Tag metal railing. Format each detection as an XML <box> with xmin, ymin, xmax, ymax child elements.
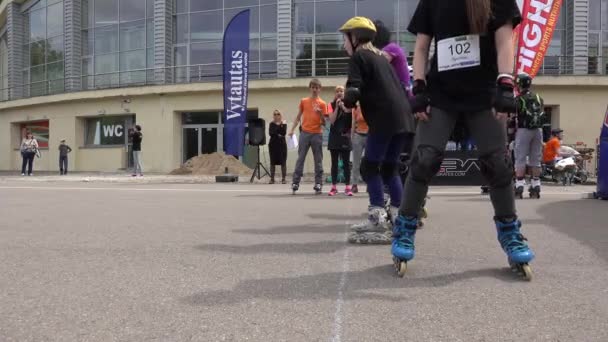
<box><xmin>0</xmin><ymin>55</ymin><xmax>606</xmax><ymax>103</ymax></box>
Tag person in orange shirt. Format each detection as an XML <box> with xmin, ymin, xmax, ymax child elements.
<box><xmin>543</xmin><ymin>128</ymin><xmax>563</xmax><ymax>166</ymax></box>
<box><xmin>350</xmin><ymin>104</ymin><xmax>368</xmax><ymax>194</ymax></box>
<box><xmin>288</xmin><ymin>79</ymin><xmax>328</xmax><ymax>194</ymax></box>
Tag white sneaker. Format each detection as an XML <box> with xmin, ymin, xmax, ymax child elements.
<box><xmin>350</xmin><ymin>206</ymin><xmax>389</xmax><ymax>233</ymax></box>
<box><xmin>21</xmin><ymin>173</ymin><xmax>25</xmax><ymax>176</ymax></box>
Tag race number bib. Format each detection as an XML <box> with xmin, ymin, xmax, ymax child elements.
<box><xmin>437</xmin><ymin>35</ymin><xmax>481</xmax><ymax>72</ymax></box>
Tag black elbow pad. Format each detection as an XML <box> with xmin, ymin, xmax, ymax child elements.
<box><xmin>343</xmin><ymin>87</ymin><xmax>361</xmax><ymax>108</ymax></box>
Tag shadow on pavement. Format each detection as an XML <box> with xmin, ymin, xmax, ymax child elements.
<box><xmin>182</xmin><ymin>265</ymin><xmax>521</xmax><ymax>306</ymax></box>
<box><xmin>536</xmin><ymin>199</ymin><xmax>608</xmax><ymax>263</ymax></box>
<box><xmin>195</xmin><ymin>241</ymin><xmax>347</xmax><ymax>255</ymax></box>
<box><xmin>446</xmin><ymin>197</ymin><xmax>492</xmax><ymax>203</ymax></box>
<box><xmin>307</xmin><ymin>213</ymin><xmax>367</xmax><ymax>221</ymax></box>
<box><xmin>236</xmin><ymin>193</ymin><xmax>359</xmax><ymax>200</ymax></box>
<box><xmin>425</xmin><ymin>193</ymin><xmax>482</xmax><ymax>198</ymax></box>
<box><xmin>233</xmin><ymin>223</ymin><xmax>346</xmax><ymax>235</ymax></box>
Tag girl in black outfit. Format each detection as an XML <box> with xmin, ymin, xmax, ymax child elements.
<box><xmin>392</xmin><ymin>0</ymin><xmax>534</xmax><ymax>278</ymax></box>
<box><xmin>268</xmin><ymin>110</ymin><xmax>288</xmax><ymax>184</ymax></box>
<box><xmin>327</xmin><ymin>86</ymin><xmax>353</xmax><ymax>196</ymax></box>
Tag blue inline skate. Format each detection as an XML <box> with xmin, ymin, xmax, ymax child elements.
<box><xmin>496</xmin><ymin>218</ymin><xmax>535</xmax><ymax>280</ymax></box>
<box><xmin>391</xmin><ymin>215</ymin><xmax>418</xmax><ymax>277</ymax></box>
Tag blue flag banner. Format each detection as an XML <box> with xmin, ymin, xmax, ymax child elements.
<box><xmin>222</xmin><ymin>9</ymin><xmax>250</xmax><ymax>156</ymax></box>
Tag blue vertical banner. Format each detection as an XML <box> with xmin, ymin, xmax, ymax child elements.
<box><xmin>596</xmin><ymin>105</ymin><xmax>608</xmax><ymax>198</ymax></box>
<box><xmin>222</xmin><ymin>9</ymin><xmax>250</xmax><ymax>156</ymax></box>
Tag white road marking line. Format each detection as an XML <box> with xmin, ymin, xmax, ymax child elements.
<box><xmin>331</xmin><ymin>202</ymin><xmax>353</xmax><ymax>342</ymax></box>
<box><xmin>0</xmin><ymin>185</ymin><xmax>591</xmax><ymax>196</ymax></box>
<box><xmin>0</xmin><ymin>186</ymin><xmax>279</xmax><ymax>192</ymax></box>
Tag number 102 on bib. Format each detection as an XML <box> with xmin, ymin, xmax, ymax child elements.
<box><xmin>437</xmin><ymin>35</ymin><xmax>481</xmax><ymax>72</ymax></box>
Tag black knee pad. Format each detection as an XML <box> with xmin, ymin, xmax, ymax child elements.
<box><xmin>380</xmin><ymin>162</ymin><xmax>399</xmax><ymax>181</ymax></box>
<box><xmin>479</xmin><ymin>149</ymin><xmax>514</xmax><ymax>189</ymax></box>
<box><xmin>360</xmin><ymin>158</ymin><xmax>380</xmax><ymax>182</ymax></box>
<box><xmin>409</xmin><ymin>145</ymin><xmax>444</xmax><ymax>183</ymax></box>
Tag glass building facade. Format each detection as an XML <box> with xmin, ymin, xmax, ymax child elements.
<box><xmin>81</xmin><ymin>0</ymin><xmax>155</xmax><ymax>89</ymax></box>
<box><xmin>173</xmin><ymin>0</ymin><xmax>278</xmax><ymax>82</ymax></box>
<box><xmin>0</xmin><ymin>0</ymin><xmax>605</xmax><ymax>101</ymax></box>
<box><xmin>24</xmin><ymin>0</ymin><xmax>65</xmax><ymax>96</ymax></box>
<box><xmin>588</xmin><ymin>0</ymin><xmax>608</xmax><ymax>74</ymax></box>
<box><xmin>0</xmin><ymin>30</ymin><xmax>8</xmax><ymax>101</ymax></box>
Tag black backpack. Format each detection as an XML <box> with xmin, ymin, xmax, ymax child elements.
<box><xmin>518</xmin><ymin>92</ymin><xmax>545</xmax><ymax>129</ymax></box>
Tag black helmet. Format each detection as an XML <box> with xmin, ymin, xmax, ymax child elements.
<box><xmin>516</xmin><ymin>73</ymin><xmax>532</xmax><ymax>89</ymax></box>
<box><xmin>372</xmin><ymin>20</ymin><xmax>391</xmax><ymax>49</ymax></box>
<box><xmin>551</xmin><ymin>128</ymin><xmax>563</xmax><ymax>135</ymax></box>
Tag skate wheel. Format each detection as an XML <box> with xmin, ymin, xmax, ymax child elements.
<box><xmin>393</xmin><ymin>257</ymin><xmax>407</xmax><ymax>277</ymax></box>
<box><xmin>420</xmin><ymin>208</ymin><xmax>428</xmax><ymax>219</ymax></box>
<box><xmin>521</xmin><ymin>264</ymin><xmax>532</xmax><ymax>281</ymax></box>
<box><xmin>397</xmin><ymin>261</ymin><xmax>407</xmax><ymax>277</ymax></box>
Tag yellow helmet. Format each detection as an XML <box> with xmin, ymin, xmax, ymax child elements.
<box><xmin>340</xmin><ymin>17</ymin><xmax>376</xmax><ymax>48</ymax></box>
<box><xmin>339</xmin><ymin>17</ymin><xmax>377</xmax><ymax>33</ymax></box>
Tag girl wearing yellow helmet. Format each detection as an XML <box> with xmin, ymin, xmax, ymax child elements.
<box><xmin>339</xmin><ymin>16</ymin><xmax>416</xmax><ymax>244</ymax></box>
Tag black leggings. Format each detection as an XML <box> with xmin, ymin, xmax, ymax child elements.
<box><xmin>330</xmin><ymin>150</ymin><xmax>351</xmax><ymax>185</ymax></box>
<box><xmin>401</xmin><ymin>108</ymin><xmax>515</xmax><ymax>219</ymax></box>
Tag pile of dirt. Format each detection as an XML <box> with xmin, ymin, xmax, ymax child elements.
<box><xmin>170</xmin><ymin>152</ymin><xmax>252</xmax><ymax>176</ymax></box>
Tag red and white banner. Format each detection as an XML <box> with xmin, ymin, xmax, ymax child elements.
<box><xmin>514</xmin><ymin>0</ymin><xmax>563</xmax><ymax>77</ymax></box>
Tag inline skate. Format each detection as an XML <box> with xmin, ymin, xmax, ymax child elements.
<box><xmin>496</xmin><ymin>218</ymin><xmax>535</xmax><ymax>281</ymax></box>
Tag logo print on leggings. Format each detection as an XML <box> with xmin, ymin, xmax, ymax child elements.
<box><xmin>438</xmin><ymin>158</ymin><xmax>481</xmax><ymax>177</ymax></box>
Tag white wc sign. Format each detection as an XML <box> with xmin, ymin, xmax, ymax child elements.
<box><xmin>103</xmin><ymin>124</ymin><xmax>124</xmax><ymax>138</ymax></box>
<box><xmin>93</xmin><ymin>117</ymin><xmax>129</xmax><ymax>145</ymax></box>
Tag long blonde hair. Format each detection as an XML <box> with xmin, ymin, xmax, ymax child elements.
<box><xmin>466</xmin><ymin>0</ymin><xmax>492</xmax><ymax>34</ymax></box>
<box><xmin>357</xmin><ymin>42</ymin><xmax>383</xmax><ymax>55</ymax></box>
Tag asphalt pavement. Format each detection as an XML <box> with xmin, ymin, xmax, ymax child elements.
<box><xmin>1</xmin><ymin>180</ymin><xmax>607</xmax><ymax>341</ymax></box>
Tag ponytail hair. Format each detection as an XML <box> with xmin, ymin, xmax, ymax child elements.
<box><xmin>372</xmin><ymin>20</ymin><xmax>391</xmax><ymax>49</ymax></box>
<box><xmin>466</xmin><ymin>0</ymin><xmax>492</xmax><ymax>34</ymax></box>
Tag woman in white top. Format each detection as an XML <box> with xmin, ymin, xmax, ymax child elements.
<box><xmin>20</xmin><ymin>132</ymin><xmax>39</xmax><ymax>176</ymax></box>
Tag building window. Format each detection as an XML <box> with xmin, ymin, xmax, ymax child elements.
<box><xmin>23</xmin><ymin>0</ymin><xmax>65</xmax><ymax>97</ymax></box>
<box><xmin>0</xmin><ymin>30</ymin><xmax>8</xmax><ymax>101</ymax></box>
<box><xmin>19</xmin><ymin>120</ymin><xmax>50</xmax><ymax>148</ymax></box>
<box><xmin>540</xmin><ymin>7</ymin><xmax>567</xmax><ymax>75</ymax></box>
<box><xmin>172</xmin><ymin>0</ymin><xmax>278</xmax><ymax>83</ymax></box>
<box><xmin>588</xmin><ymin>0</ymin><xmax>608</xmax><ymax>74</ymax></box>
<box><xmin>81</xmin><ymin>0</ymin><xmax>154</xmax><ymax>90</ymax></box>
<box><xmin>293</xmin><ymin>0</ymin><xmax>410</xmax><ymax>77</ymax></box>
<box><xmin>84</xmin><ymin>115</ymin><xmax>135</xmax><ymax>146</ymax></box>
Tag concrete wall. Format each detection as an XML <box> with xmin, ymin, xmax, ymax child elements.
<box><xmin>535</xmin><ymin>81</ymin><xmax>607</xmax><ymax>174</ymax></box>
<box><xmin>1</xmin><ymin>76</ymin><xmax>607</xmax><ymax>174</ymax></box>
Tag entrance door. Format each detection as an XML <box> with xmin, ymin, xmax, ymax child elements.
<box><xmin>182</xmin><ymin>125</ymin><xmax>222</xmax><ymax>162</ymax></box>
<box><xmin>183</xmin><ymin>127</ymin><xmax>199</xmax><ymax>161</ymax></box>
<box><xmin>201</xmin><ymin>127</ymin><xmax>218</xmax><ymax>154</ymax></box>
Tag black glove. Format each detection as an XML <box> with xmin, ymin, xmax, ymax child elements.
<box><xmin>494</xmin><ymin>75</ymin><xmax>516</xmax><ymax>114</ymax></box>
<box><xmin>343</xmin><ymin>87</ymin><xmax>361</xmax><ymax>109</ymax></box>
<box><xmin>411</xmin><ymin>79</ymin><xmax>430</xmax><ymax>114</ymax></box>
